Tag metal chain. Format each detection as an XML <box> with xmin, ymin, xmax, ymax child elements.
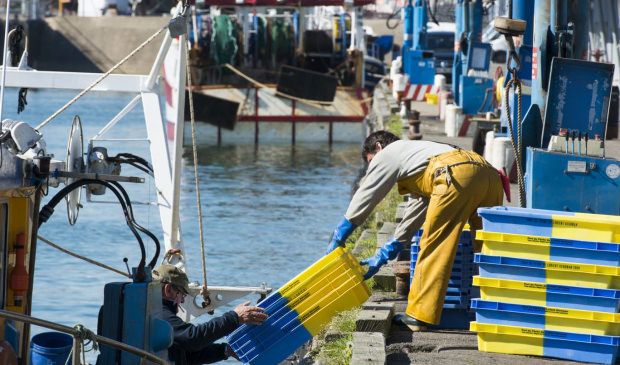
<box><xmin>504</xmin><ymin>70</ymin><xmax>526</xmax><ymax>207</ymax></box>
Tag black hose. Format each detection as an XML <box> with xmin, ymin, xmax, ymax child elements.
<box><xmin>38</xmin><ymin>179</ymin><xmax>148</xmax><ymax>282</ymax></box>
<box><xmin>109</xmin><ymin>181</ymin><xmax>160</xmax><ymax>269</ymax></box>
<box><xmin>427</xmin><ymin>0</ymin><xmax>440</xmax><ymax>26</ymax></box>
<box><xmin>386</xmin><ymin>7</ymin><xmax>401</xmax><ymax>30</ymax></box>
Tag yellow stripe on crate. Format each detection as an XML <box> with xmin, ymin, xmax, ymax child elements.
<box><xmin>470</xmin><ymin>322</ymin><xmax>545</xmax><ymax>356</ymax></box>
<box><xmin>274</xmin><ymin>247</ymin><xmax>370</xmax><ymax>336</ymax></box>
<box><xmin>474</xmin><ymin>276</ymin><xmax>548</xmax><ymax>306</ymax></box>
<box><xmin>551</xmin><ymin>214</ymin><xmax>620</xmax><ymax>243</ymax></box>
<box><xmin>542</xmin><ymin>260</ymin><xmax>620</xmax><ymax>275</ymax></box>
<box><xmin>541</xmin><ymin>260</ymin><xmax>620</xmax><ymax>288</ymax></box>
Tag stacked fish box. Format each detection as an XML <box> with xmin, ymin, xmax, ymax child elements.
<box><xmin>410</xmin><ymin>229</ymin><xmax>476</xmax><ymax>329</ymax></box>
<box><xmin>471</xmin><ymin>206</ymin><xmax>620</xmax><ymax>364</ymax></box>
<box><xmin>226</xmin><ymin>247</ymin><xmax>371</xmax><ymax>365</ymax></box>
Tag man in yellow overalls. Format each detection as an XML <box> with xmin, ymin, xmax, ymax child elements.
<box><xmin>325</xmin><ymin>131</ymin><xmax>504</xmax><ymax>330</ymax></box>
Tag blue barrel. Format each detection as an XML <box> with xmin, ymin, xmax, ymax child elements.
<box><xmin>30</xmin><ymin>332</ymin><xmax>72</xmax><ymax>365</ymax></box>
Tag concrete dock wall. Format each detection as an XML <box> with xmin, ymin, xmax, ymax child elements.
<box><xmin>11</xmin><ymin>16</ymin><xmax>169</xmax><ymax>74</ymax></box>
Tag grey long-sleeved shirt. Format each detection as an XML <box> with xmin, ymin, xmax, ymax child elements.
<box><xmin>344</xmin><ymin>140</ymin><xmax>455</xmax><ymax>243</ymax></box>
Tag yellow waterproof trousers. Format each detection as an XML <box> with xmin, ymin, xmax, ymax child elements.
<box><xmin>405</xmin><ymin>149</ymin><xmax>503</xmax><ymax>325</ymax></box>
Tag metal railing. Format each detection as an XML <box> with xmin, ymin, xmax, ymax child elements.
<box><xmin>0</xmin><ymin>309</ymin><xmax>171</xmax><ymax>365</ymax></box>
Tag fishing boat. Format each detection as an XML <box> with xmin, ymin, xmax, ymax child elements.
<box><xmin>163</xmin><ymin>0</ymin><xmax>383</xmax><ymax>146</ymax></box>
<box><xmin>0</xmin><ymin>3</ymin><xmax>271</xmax><ymax>364</ymax></box>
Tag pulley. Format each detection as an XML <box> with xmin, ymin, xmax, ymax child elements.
<box><xmin>66</xmin><ymin>115</ymin><xmax>84</xmax><ymax>225</ymax></box>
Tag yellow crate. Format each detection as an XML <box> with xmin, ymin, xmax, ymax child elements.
<box><xmin>271</xmin><ymin>247</ymin><xmax>371</xmax><ymax>335</ymax></box>
<box><xmin>277</xmin><ymin>247</ymin><xmax>366</xmax><ymax>302</ymax></box>
<box><xmin>551</xmin><ymin>214</ymin><xmax>620</xmax><ymax>243</ymax></box>
<box><xmin>479</xmin><ymin>231</ymin><xmax>551</xmax><ymax>261</ymax></box>
<box><xmin>474</xmin><ymin>276</ymin><xmax>548</xmax><ymax>307</ymax></box>
<box><xmin>477</xmin><ymin>254</ymin><xmax>620</xmax><ymax>289</ymax></box>
<box><xmin>471</xmin><ymin>322</ymin><xmax>544</xmax><ymax>357</ymax></box>
<box><xmin>425</xmin><ymin>93</ymin><xmax>438</xmax><ymax>104</ymax></box>
<box><xmin>543</xmin><ymin>306</ymin><xmax>620</xmax><ymax>335</ymax></box>
<box><xmin>470</xmin><ymin>322</ymin><xmax>620</xmax><ymax>364</ymax></box>
<box><xmin>542</xmin><ymin>260</ymin><xmax>620</xmax><ymax>289</ymax></box>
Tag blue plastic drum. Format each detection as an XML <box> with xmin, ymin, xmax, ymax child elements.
<box><xmin>30</xmin><ymin>332</ymin><xmax>72</xmax><ymax>365</ymax></box>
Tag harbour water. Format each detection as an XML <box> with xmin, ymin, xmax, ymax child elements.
<box><xmin>3</xmin><ymin>88</ymin><xmax>362</xmax><ymax>361</ymax></box>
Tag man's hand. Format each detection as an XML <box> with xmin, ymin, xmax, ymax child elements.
<box><xmin>360</xmin><ymin>236</ymin><xmax>403</xmax><ymax>280</ymax></box>
<box><xmin>225</xmin><ymin>344</ymin><xmax>240</xmax><ymax>361</ymax></box>
<box><xmin>325</xmin><ymin>216</ymin><xmax>357</xmax><ymax>255</ymax></box>
<box><xmin>234</xmin><ymin>301</ymin><xmax>268</xmax><ymax>325</ymax></box>
<box><xmin>360</xmin><ymin>254</ymin><xmax>386</xmax><ymax>280</ymax></box>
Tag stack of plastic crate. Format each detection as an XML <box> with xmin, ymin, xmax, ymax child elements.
<box><xmin>226</xmin><ymin>247</ymin><xmax>371</xmax><ymax>365</ymax></box>
<box><xmin>471</xmin><ymin>206</ymin><xmax>620</xmax><ymax>364</ymax></box>
<box><xmin>410</xmin><ymin>228</ymin><xmax>476</xmax><ymax>329</ymax></box>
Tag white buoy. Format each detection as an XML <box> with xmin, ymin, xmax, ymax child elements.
<box><xmin>483</xmin><ymin>130</ymin><xmax>495</xmax><ymax>162</ymax></box>
<box><xmin>392</xmin><ymin>73</ymin><xmax>408</xmax><ymax>100</ymax></box>
<box><xmin>434</xmin><ymin>74</ymin><xmax>447</xmax><ymax>91</ymax></box>
<box><xmin>438</xmin><ymin>90</ymin><xmax>450</xmax><ymax>121</ymax></box>
<box><xmin>491</xmin><ymin>137</ymin><xmax>515</xmax><ymax>173</ymax></box>
<box><xmin>445</xmin><ymin>105</ymin><xmax>462</xmax><ymax>137</ymax></box>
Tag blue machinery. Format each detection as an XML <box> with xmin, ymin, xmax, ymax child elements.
<box><xmin>497</xmin><ymin>0</ymin><xmax>620</xmax><ymax>215</ymax></box>
<box><xmin>401</xmin><ymin>0</ymin><xmax>435</xmax><ymax>85</ymax></box>
<box><xmin>453</xmin><ymin>0</ymin><xmax>494</xmax><ymax>115</ymax></box>
<box><xmin>97</xmin><ymin>268</ymin><xmax>173</xmax><ymax>364</ymax></box>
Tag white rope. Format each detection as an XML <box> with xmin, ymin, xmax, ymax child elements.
<box><xmin>185</xmin><ymin>40</ymin><xmax>209</xmax><ymax>290</ymax></box>
<box><xmin>38</xmin><ymin>235</ymin><xmax>131</xmax><ymax>278</ymax></box>
<box><xmin>223</xmin><ymin>63</ymin><xmax>333</xmax><ymax>108</ymax></box>
<box><xmin>36</xmin><ymin>24</ymin><xmax>169</xmax><ymax>131</ymax></box>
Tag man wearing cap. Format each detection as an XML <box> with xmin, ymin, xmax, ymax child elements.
<box><xmin>153</xmin><ymin>264</ymin><xmax>268</xmax><ymax>364</ymax></box>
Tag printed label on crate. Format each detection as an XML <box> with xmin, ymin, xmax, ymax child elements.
<box><xmin>521</xmin><ymin>328</ymin><xmax>545</xmax><ymax>337</ymax></box>
<box><xmin>552</xmin><ymin>220</ymin><xmax>579</xmax><ymax>228</ymax></box>
<box><xmin>526</xmin><ymin>236</ymin><xmax>551</xmax><ymax>244</ymax></box>
<box><xmin>523</xmin><ymin>282</ymin><xmax>547</xmax><ymax>291</ymax></box>
<box><xmin>280</xmin><ymin>279</ymin><xmax>302</xmax><ymax>296</ymax></box>
<box><xmin>546</xmin><ymin>262</ymin><xmax>582</xmax><ymax>271</ymax></box>
<box><xmin>545</xmin><ymin>307</ymin><xmax>570</xmax><ymax>316</ymax></box>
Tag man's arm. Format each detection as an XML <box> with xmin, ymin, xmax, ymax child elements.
<box><xmin>185</xmin><ymin>343</ymin><xmax>229</xmax><ymax>364</ymax></box>
<box><xmin>393</xmin><ymin>196</ymin><xmax>428</xmax><ymax>243</ymax></box>
<box><xmin>345</xmin><ymin>149</ymin><xmax>401</xmax><ymax>226</ymax></box>
<box><xmin>169</xmin><ymin>311</ymin><xmax>239</xmax><ymax>351</ymax></box>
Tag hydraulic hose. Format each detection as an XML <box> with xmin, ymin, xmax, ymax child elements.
<box><xmin>109</xmin><ymin>180</ymin><xmax>160</xmax><ymax>268</ymax></box>
<box><xmin>38</xmin><ymin>179</ymin><xmax>150</xmax><ymax>281</ymax></box>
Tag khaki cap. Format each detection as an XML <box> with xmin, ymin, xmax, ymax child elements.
<box><xmin>152</xmin><ymin>264</ymin><xmax>191</xmax><ymax>295</ymax></box>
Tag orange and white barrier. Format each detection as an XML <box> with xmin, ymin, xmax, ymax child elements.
<box><xmin>402</xmin><ymin>83</ymin><xmax>440</xmax><ymax>101</ymax></box>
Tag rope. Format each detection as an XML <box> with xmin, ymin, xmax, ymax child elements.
<box><xmin>69</xmin><ymin>324</ymin><xmax>99</xmax><ymax>365</ymax></box>
<box><xmin>36</xmin><ymin>24</ymin><xmax>169</xmax><ymax>131</ymax></box>
<box><xmin>222</xmin><ymin>63</ymin><xmax>333</xmax><ymax>109</ymax></box>
<box><xmin>504</xmin><ymin>73</ymin><xmax>526</xmax><ymax>207</ymax></box>
<box><xmin>185</xmin><ymin>40</ymin><xmax>210</xmax><ymax>302</ymax></box>
<box><xmin>38</xmin><ymin>235</ymin><xmax>131</xmax><ymax>278</ymax></box>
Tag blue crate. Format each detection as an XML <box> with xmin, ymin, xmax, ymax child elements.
<box><xmin>412</xmin><ymin>229</ymin><xmax>473</xmax><ymax>245</ymax></box>
<box><xmin>444</xmin><ymin>295</ymin><xmax>470</xmax><ymax>309</ymax></box>
<box><xmin>474</xmin><ymin>276</ymin><xmax>620</xmax><ymax>313</ymax></box>
<box><xmin>479</xmin><ymin>231</ymin><xmax>620</xmax><ymax>266</ymax></box>
<box><xmin>471</xmin><ymin>299</ymin><xmax>620</xmax><ymax>336</ymax></box>
<box><xmin>477</xmin><ymin>206</ymin><xmax>573</xmax><ymax>237</ymax></box>
<box><xmin>427</xmin><ymin>308</ymin><xmax>475</xmax><ymax>330</ymax></box>
<box><xmin>474</xmin><ymin>254</ymin><xmax>620</xmax><ymax>289</ymax></box>
<box><xmin>472</xmin><ymin>322</ymin><xmax>620</xmax><ymax>364</ymax></box>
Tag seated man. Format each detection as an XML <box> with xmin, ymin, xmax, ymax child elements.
<box><xmin>153</xmin><ymin>264</ymin><xmax>268</xmax><ymax>364</ymax></box>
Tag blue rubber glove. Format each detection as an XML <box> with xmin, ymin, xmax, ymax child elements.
<box><xmin>325</xmin><ymin>216</ymin><xmax>357</xmax><ymax>255</ymax></box>
<box><xmin>360</xmin><ymin>236</ymin><xmax>403</xmax><ymax>280</ymax></box>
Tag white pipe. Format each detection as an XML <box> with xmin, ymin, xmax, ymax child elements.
<box><xmin>0</xmin><ymin>0</ymin><xmax>12</xmax><ymax>122</ymax></box>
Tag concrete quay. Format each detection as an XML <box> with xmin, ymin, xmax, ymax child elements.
<box><xmin>314</xmin><ymin>82</ymin><xmax>620</xmax><ymax>365</ymax></box>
